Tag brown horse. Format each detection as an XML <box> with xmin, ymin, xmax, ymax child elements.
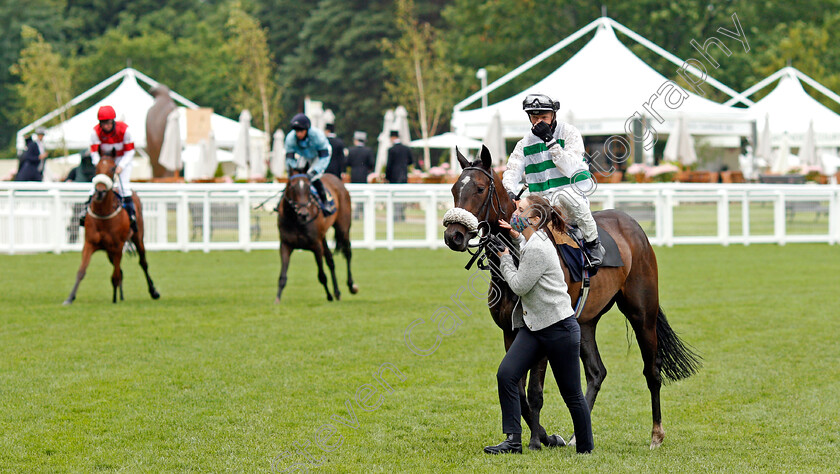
<box><xmin>275</xmin><ymin>170</ymin><xmax>357</xmax><ymax>303</ymax></box>
<box><xmin>443</xmin><ymin>146</ymin><xmax>699</xmax><ymax>449</ymax></box>
<box><xmin>64</xmin><ymin>154</ymin><xmax>160</xmax><ymax>305</ymax></box>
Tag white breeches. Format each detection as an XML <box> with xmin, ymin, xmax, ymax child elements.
<box><xmin>114</xmin><ymin>161</ymin><xmax>133</xmax><ymax>195</ymax></box>
<box><xmin>546</xmin><ymin>184</ymin><xmax>598</xmax><ymax>242</ymax></box>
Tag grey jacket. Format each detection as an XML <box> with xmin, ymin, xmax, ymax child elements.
<box><xmin>499</xmin><ymin>230</ymin><xmax>574</xmax><ymax>331</ymax></box>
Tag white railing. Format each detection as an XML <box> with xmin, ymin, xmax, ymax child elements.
<box><xmin>1</xmin><ymin>182</ymin><xmax>838</xmax><ymax>254</ymax></box>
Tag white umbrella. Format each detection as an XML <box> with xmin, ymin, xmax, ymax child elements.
<box><xmin>249</xmin><ymin>136</ymin><xmax>267</xmax><ymax>179</ymax></box>
<box><xmin>375</xmin><ymin>109</ymin><xmax>396</xmax><ymax>175</ymax></box>
<box><xmin>158</xmin><ymin>109</ymin><xmax>182</xmax><ymax>172</ymax></box>
<box><xmin>198</xmin><ymin>131</ymin><xmax>217</xmax><ymax>178</ymax></box>
<box><xmin>755</xmin><ymin>113</ymin><xmax>772</xmax><ymax>166</ymax></box>
<box><xmin>662</xmin><ymin>115</ymin><xmax>696</xmax><ymax>166</ymax></box>
<box><xmin>232</xmin><ymin>110</ymin><xmax>252</xmax><ymax>179</ymax></box>
<box><xmin>771</xmin><ymin>132</ymin><xmax>791</xmax><ymax>174</ymax></box>
<box><xmin>799</xmin><ymin>120</ymin><xmax>818</xmax><ymax>171</ymax></box>
<box><xmin>483</xmin><ymin>110</ymin><xmax>505</xmax><ymax>167</ymax></box>
<box><xmin>270</xmin><ymin>128</ymin><xmax>286</xmax><ymax>178</ymax></box>
<box><xmin>394</xmin><ymin>105</ymin><xmax>411</xmax><ymax>143</ymax></box>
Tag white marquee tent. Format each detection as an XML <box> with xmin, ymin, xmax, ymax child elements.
<box><xmin>725</xmin><ymin>67</ymin><xmax>840</xmax><ymax>147</ymax></box>
<box><xmin>16</xmin><ymin>68</ymin><xmax>264</xmax><ymax>152</ymax></box>
<box><xmin>452</xmin><ymin>17</ymin><xmax>752</xmax><ymax>141</ymax></box>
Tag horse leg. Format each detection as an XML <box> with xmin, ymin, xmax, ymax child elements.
<box><xmin>275</xmin><ymin>242</ymin><xmax>292</xmax><ymax>304</ymax></box>
<box><xmin>334</xmin><ymin>224</ymin><xmax>358</xmax><ymax>294</ymax></box>
<box><xmin>312</xmin><ymin>242</ymin><xmax>333</xmax><ymax>301</ymax></box>
<box><xmin>321</xmin><ymin>238</ymin><xmax>341</xmax><ymax>301</ymax></box>
<box><xmin>119</xmin><ymin>268</ymin><xmax>124</xmax><ymax>301</ymax></box>
<box><xmin>524</xmin><ymin>360</ymin><xmax>548</xmax><ymax>450</ymax></box>
<box><xmin>133</xmin><ymin>232</ymin><xmax>159</xmax><ymax>299</ymax></box>
<box><xmin>616</xmin><ymin>292</ymin><xmax>664</xmax><ymax>449</ymax></box>
<box><xmin>110</xmin><ymin>251</ymin><xmax>123</xmax><ymax>304</ymax></box>
<box><xmin>64</xmin><ymin>244</ymin><xmax>95</xmax><ymax>305</ymax></box>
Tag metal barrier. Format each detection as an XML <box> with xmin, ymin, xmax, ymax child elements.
<box><xmin>1</xmin><ymin>182</ymin><xmax>838</xmax><ymax>254</ymax></box>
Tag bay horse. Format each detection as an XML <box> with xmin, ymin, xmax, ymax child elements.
<box><xmin>64</xmin><ymin>153</ymin><xmax>160</xmax><ymax>305</ymax></box>
<box><xmin>275</xmin><ymin>170</ymin><xmax>357</xmax><ymax>303</ymax></box>
<box><xmin>443</xmin><ymin>146</ymin><xmax>700</xmax><ymax>449</ymax></box>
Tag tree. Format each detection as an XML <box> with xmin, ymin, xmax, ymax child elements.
<box><xmin>382</xmin><ymin>0</ymin><xmax>458</xmax><ymax>168</ymax></box>
<box><xmin>9</xmin><ymin>25</ymin><xmax>72</xmax><ymax>154</ymax></box>
<box><xmin>225</xmin><ymin>1</ymin><xmax>279</xmax><ymax>160</ymax></box>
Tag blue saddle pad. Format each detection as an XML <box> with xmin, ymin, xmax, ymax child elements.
<box><xmin>556</xmin><ymin>226</ymin><xmax>623</xmax><ymax>282</ymax></box>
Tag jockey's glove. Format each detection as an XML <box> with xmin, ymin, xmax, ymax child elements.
<box><xmin>531</xmin><ymin>121</ymin><xmax>557</xmax><ymax>148</ymax></box>
<box><xmin>306</xmin><ymin>168</ymin><xmax>318</xmax><ymax>180</ymax></box>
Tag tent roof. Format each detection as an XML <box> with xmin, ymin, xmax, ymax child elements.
<box><xmin>452</xmin><ymin>18</ymin><xmax>751</xmax><ymax>139</ymax></box>
<box><xmin>17</xmin><ymin>68</ymin><xmax>263</xmax><ymax>151</ymax></box>
<box><xmin>738</xmin><ymin>67</ymin><xmax>840</xmax><ymax>146</ymax></box>
<box><xmin>408</xmin><ymin>132</ymin><xmax>483</xmax><ymax>150</ymax></box>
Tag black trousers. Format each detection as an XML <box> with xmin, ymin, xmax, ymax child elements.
<box><xmin>496</xmin><ymin>317</ymin><xmax>594</xmax><ymax>453</ymax></box>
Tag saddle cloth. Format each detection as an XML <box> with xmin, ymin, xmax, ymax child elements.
<box><xmin>549</xmin><ymin>224</ymin><xmax>623</xmax><ymax>282</ymax></box>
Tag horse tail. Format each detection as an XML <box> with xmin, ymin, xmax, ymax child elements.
<box><xmin>656</xmin><ymin>307</ymin><xmax>702</xmax><ymax>383</ymax></box>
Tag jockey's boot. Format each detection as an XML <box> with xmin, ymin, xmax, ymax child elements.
<box><xmin>122</xmin><ymin>195</ymin><xmax>138</xmax><ymax>233</ymax></box>
<box><xmin>79</xmin><ymin>195</ymin><xmax>92</xmax><ymax>227</ymax></box>
<box><xmin>584</xmin><ymin>238</ymin><xmax>605</xmax><ymax>267</ymax></box>
<box><xmin>312</xmin><ymin>179</ymin><xmax>336</xmax><ymax>216</ymax></box>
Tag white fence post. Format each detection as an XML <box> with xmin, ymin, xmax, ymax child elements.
<box><xmin>717</xmin><ymin>188</ymin><xmax>729</xmax><ymax>247</ymax></box>
<box><xmin>774</xmin><ymin>190</ymin><xmax>786</xmax><ymax>246</ymax></box>
<box><xmin>51</xmin><ymin>188</ymin><xmax>64</xmax><ymax>254</ymax></box>
<box><xmin>364</xmin><ymin>190</ymin><xmax>376</xmax><ymax>250</ymax></box>
<box><xmin>177</xmin><ymin>191</ymin><xmax>189</xmax><ymax>252</ymax></box>
<box><xmin>8</xmin><ymin>190</ymin><xmax>15</xmax><ymax>255</ymax></box>
<box><xmin>239</xmin><ymin>189</ymin><xmax>251</xmax><ymax>252</ymax></box>
<box><xmin>202</xmin><ymin>191</ymin><xmax>211</xmax><ymax>253</ymax></box>
<box><xmin>386</xmin><ymin>190</ymin><xmax>394</xmax><ymax>251</ymax></box>
<box><xmin>426</xmin><ymin>190</ymin><xmax>438</xmax><ymax>250</ymax></box>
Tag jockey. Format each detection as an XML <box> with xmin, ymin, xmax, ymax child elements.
<box><xmin>82</xmin><ymin>105</ymin><xmax>138</xmax><ymax>232</ymax></box>
<box><xmin>502</xmin><ymin>93</ymin><xmax>605</xmax><ymax>266</ymax></box>
<box><xmin>284</xmin><ymin>113</ymin><xmax>335</xmax><ymax>216</ymax></box>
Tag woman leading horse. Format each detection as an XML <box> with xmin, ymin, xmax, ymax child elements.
<box><xmin>443</xmin><ymin>146</ymin><xmax>700</xmax><ymax>449</ymax></box>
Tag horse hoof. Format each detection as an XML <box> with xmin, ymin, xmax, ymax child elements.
<box><xmin>62</xmin><ymin>299</ymin><xmax>73</xmax><ymax>306</ymax></box>
<box><xmin>274</xmin><ymin>297</ymin><xmax>282</xmax><ymax>305</ymax></box>
<box><xmin>544</xmin><ymin>434</ymin><xmax>566</xmax><ymax>448</ymax></box>
<box><xmin>326</xmin><ymin>294</ymin><xmax>333</xmax><ymax>302</ymax></box>
<box><xmin>568</xmin><ymin>434</ymin><xmax>577</xmax><ymax>447</ymax></box>
<box><xmin>350</xmin><ymin>284</ymin><xmax>359</xmax><ymax>294</ymax></box>
<box><xmin>528</xmin><ymin>439</ymin><xmax>541</xmax><ymax>451</ymax></box>
<box><xmin>335</xmin><ymin>293</ymin><xmax>341</xmax><ymax>301</ymax></box>
<box><xmin>150</xmin><ymin>290</ymin><xmax>160</xmax><ymax>300</ymax></box>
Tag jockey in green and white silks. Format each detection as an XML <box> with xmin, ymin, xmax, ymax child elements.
<box><xmin>502</xmin><ymin>93</ymin><xmax>606</xmax><ymax>266</ymax></box>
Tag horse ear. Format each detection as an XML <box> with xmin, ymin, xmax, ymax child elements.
<box><xmin>480</xmin><ymin>145</ymin><xmax>492</xmax><ymax>170</ymax></box>
<box><xmin>456</xmin><ymin>147</ymin><xmax>470</xmax><ymax>170</ymax></box>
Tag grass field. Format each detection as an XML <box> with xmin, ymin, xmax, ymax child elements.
<box><xmin>1</xmin><ymin>244</ymin><xmax>838</xmax><ymax>472</ymax></box>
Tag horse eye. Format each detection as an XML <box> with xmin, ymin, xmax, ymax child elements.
<box><xmin>476</xmin><ymin>187</ymin><xmax>485</xmax><ymax>193</ymax></box>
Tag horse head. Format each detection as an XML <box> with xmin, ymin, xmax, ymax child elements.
<box><xmin>92</xmin><ymin>149</ymin><xmax>118</xmax><ymax>202</ymax></box>
<box><xmin>443</xmin><ymin>146</ymin><xmax>514</xmax><ymax>252</ymax></box>
<box><xmin>283</xmin><ymin>167</ymin><xmax>317</xmax><ymax>223</ymax></box>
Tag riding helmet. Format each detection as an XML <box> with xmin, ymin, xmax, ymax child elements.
<box><xmin>98</xmin><ymin>105</ymin><xmax>117</xmax><ymax>121</ymax></box>
<box><xmin>291</xmin><ymin>113</ymin><xmax>311</xmax><ymax>131</ymax></box>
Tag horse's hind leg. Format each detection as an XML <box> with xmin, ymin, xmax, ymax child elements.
<box><xmin>312</xmin><ymin>242</ymin><xmax>333</xmax><ymax>301</ymax></box>
<box><xmin>321</xmin><ymin>238</ymin><xmax>341</xmax><ymax>301</ymax></box>
<box><xmin>133</xmin><ymin>233</ymin><xmax>159</xmax><ymax>299</ymax></box>
<box><xmin>580</xmin><ymin>317</ymin><xmax>608</xmax><ymax>412</ymax></box>
<box><xmin>333</xmin><ymin>224</ymin><xmax>358</xmax><ymax>294</ymax></box>
<box><xmin>616</xmin><ymin>290</ymin><xmax>664</xmax><ymax>449</ymax></box>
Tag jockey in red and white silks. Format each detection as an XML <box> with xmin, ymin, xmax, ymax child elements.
<box><xmin>90</xmin><ymin>105</ymin><xmax>136</xmax><ymax>194</ymax></box>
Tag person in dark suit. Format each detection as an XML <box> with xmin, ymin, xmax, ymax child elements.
<box><xmin>15</xmin><ymin>127</ymin><xmax>47</xmax><ymax>181</ymax></box>
<box><xmin>385</xmin><ymin>130</ymin><xmax>413</xmax><ymax>221</ymax></box>
<box><xmin>346</xmin><ymin>131</ymin><xmax>375</xmax><ymax>183</ymax></box>
<box><xmin>385</xmin><ymin>130</ymin><xmax>412</xmax><ymax>183</ymax></box>
<box><xmin>324</xmin><ymin>123</ymin><xmax>346</xmax><ymax>179</ymax></box>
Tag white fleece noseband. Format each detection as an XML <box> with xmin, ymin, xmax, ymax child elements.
<box><xmin>92</xmin><ymin>174</ymin><xmax>114</xmax><ymax>190</ymax></box>
<box><xmin>442</xmin><ymin>207</ymin><xmax>479</xmax><ymax>233</ymax></box>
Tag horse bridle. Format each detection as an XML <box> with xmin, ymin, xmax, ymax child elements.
<box><xmin>284</xmin><ymin>173</ymin><xmax>320</xmax><ymax>224</ymax></box>
<box><xmin>460</xmin><ymin>166</ymin><xmax>513</xmax><ymax>270</ymax></box>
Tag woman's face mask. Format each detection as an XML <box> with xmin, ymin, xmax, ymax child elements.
<box><xmin>510</xmin><ymin>213</ymin><xmax>530</xmax><ymax>232</ymax></box>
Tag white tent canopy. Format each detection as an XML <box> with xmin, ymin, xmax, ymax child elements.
<box><xmin>732</xmin><ymin>67</ymin><xmax>840</xmax><ymax>147</ymax></box>
<box><xmin>17</xmin><ymin>68</ymin><xmax>264</xmax><ymax>151</ymax></box>
<box><xmin>408</xmin><ymin>132</ymin><xmax>483</xmax><ymax>150</ymax></box>
<box><xmin>452</xmin><ymin>17</ymin><xmax>752</xmax><ymax>141</ymax></box>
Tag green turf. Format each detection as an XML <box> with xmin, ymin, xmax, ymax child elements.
<box><xmin>1</xmin><ymin>245</ymin><xmax>838</xmax><ymax>472</ymax></box>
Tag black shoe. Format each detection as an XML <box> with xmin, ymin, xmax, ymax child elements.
<box><xmin>483</xmin><ymin>434</ymin><xmax>522</xmax><ymax>454</ymax></box>
<box><xmin>585</xmin><ymin>238</ymin><xmax>605</xmax><ymax>267</ymax></box>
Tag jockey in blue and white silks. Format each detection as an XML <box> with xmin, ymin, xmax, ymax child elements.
<box><xmin>284</xmin><ymin>113</ymin><xmax>334</xmax><ymax>215</ymax></box>
<box><xmin>502</xmin><ymin>93</ymin><xmax>605</xmax><ymax>266</ymax></box>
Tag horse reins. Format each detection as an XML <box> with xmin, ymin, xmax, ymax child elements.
<box><xmin>460</xmin><ymin>166</ymin><xmax>517</xmax><ymax>271</ymax></box>
<box><xmin>283</xmin><ymin>173</ymin><xmax>320</xmax><ymax>224</ymax></box>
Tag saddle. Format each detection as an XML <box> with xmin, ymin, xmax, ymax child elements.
<box><xmin>309</xmin><ymin>184</ymin><xmax>336</xmax><ymax>214</ymax></box>
<box><xmin>547</xmin><ymin>224</ymin><xmax>623</xmax><ymax>282</ymax></box>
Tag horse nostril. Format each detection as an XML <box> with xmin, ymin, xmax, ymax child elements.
<box><xmin>452</xmin><ymin>232</ymin><xmax>464</xmax><ymax>246</ymax></box>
